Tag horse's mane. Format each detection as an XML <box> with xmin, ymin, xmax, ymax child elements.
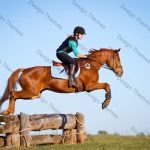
<box><xmin>78</xmin><ymin>48</ymin><xmax>107</xmax><ymax>62</ymax></box>
<box><xmin>88</xmin><ymin>49</ymin><xmax>98</xmax><ymax>54</ymax></box>
<box><xmin>78</xmin><ymin>48</ymin><xmax>118</xmax><ymax>64</ymax></box>
<box><xmin>88</xmin><ymin>48</ymin><xmax>112</xmax><ymax>56</ymax></box>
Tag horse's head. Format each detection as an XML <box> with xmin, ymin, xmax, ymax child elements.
<box><xmin>106</xmin><ymin>48</ymin><xmax>123</xmax><ymax>77</ymax></box>
<box><xmin>87</xmin><ymin>48</ymin><xmax>123</xmax><ymax>77</ymax></box>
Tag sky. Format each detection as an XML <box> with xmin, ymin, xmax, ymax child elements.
<box><xmin>0</xmin><ymin>0</ymin><xmax>150</xmax><ymax>135</ymax></box>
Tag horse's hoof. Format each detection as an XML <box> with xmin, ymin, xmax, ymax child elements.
<box><xmin>102</xmin><ymin>103</ymin><xmax>106</xmax><ymax>109</ymax></box>
<box><xmin>102</xmin><ymin>99</ymin><xmax>110</xmax><ymax>109</ymax></box>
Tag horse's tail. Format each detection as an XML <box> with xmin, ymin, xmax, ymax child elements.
<box><xmin>0</xmin><ymin>68</ymin><xmax>24</xmax><ymax>109</ymax></box>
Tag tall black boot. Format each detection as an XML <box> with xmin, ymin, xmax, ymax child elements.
<box><xmin>68</xmin><ymin>64</ymin><xmax>78</xmax><ymax>88</ymax></box>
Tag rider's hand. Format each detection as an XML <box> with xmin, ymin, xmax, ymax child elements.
<box><xmin>78</xmin><ymin>54</ymin><xmax>87</xmax><ymax>58</ymax></box>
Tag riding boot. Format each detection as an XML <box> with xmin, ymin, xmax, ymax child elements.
<box><xmin>68</xmin><ymin>64</ymin><xmax>78</xmax><ymax>88</ymax></box>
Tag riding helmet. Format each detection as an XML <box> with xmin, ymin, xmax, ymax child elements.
<box><xmin>73</xmin><ymin>26</ymin><xmax>86</xmax><ymax>35</ymax></box>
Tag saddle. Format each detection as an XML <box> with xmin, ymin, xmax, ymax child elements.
<box><xmin>52</xmin><ymin>60</ymin><xmax>79</xmax><ymax>75</ymax></box>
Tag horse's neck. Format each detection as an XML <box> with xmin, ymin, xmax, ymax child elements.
<box><xmin>78</xmin><ymin>58</ymin><xmax>103</xmax><ymax>70</ymax></box>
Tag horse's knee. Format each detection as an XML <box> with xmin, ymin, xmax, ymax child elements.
<box><xmin>105</xmin><ymin>83</ymin><xmax>110</xmax><ymax>92</ymax></box>
<box><xmin>10</xmin><ymin>91</ymin><xmax>16</xmax><ymax>100</ymax></box>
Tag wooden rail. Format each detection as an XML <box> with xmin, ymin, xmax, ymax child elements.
<box><xmin>0</xmin><ymin>112</ymin><xmax>86</xmax><ymax>148</ymax></box>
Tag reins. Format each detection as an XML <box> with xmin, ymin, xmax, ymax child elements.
<box><xmin>87</xmin><ymin>57</ymin><xmax>113</xmax><ymax>71</ymax></box>
<box><xmin>85</xmin><ymin>51</ymin><xmax>122</xmax><ymax>72</ymax></box>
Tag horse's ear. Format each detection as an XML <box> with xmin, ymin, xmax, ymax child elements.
<box><xmin>115</xmin><ymin>48</ymin><xmax>121</xmax><ymax>53</ymax></box>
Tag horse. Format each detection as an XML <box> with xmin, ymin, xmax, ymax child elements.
<box><xmin>0</xmin><ymin>48</ymin><xmax>123</xmax><ymax>115</ymax></box>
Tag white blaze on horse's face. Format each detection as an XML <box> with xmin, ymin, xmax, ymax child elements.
<box><xmin>107</xmin><ymin>49</ymin><xmax>123</xmax><ymax>77</ymax></box>
<box><xmin>114</xmin><ymin>64</ymin><xmax>123</xmax><ymax>77</ymax></box>
<box><xmin>113</xmin><ymin>49</ymin><xmax>123</xmax><ymax>77</ymax></box>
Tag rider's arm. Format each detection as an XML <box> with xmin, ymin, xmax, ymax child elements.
<box><xmin>69</xmin><ymin>40</ymin><xmax>87</xmax><ymax>58</ymax></box>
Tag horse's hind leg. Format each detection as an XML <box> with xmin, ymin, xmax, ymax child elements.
<box><xmin>2</xmin><ymin>90</ymin><xmax>41</xmax><ymax>115</ymax></box>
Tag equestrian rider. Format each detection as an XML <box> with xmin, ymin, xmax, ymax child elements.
<box><xmin>56</xmin><ymin>26</ymin><xmax>87</xmax><ymax>88</ymax></box>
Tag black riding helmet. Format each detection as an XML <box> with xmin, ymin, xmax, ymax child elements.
<box><xmin>73</xmin><ymin>26</ymin><xmax>86</xmax><ymax>35</ymax></box>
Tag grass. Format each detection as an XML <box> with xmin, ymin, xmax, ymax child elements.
<box><xmin>3</xmin><ymin>135</ymin><xmax>150</xmax><ymax>150</ymax></box>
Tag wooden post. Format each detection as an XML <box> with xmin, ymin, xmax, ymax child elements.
<box><xmin>0</xmin><ymin>136</ymin><xmax>5</xmax><ymax>147</ymax></box>
<box><xmin>0</xmin><ymin>115</ymin><xmax>20</xmax><ymax>134</ymax></box>
<box><xmin>3</xmin><ymin>115</ymin><xmax>20</xmax><ymax>148</ymax></box>
<box><xmin>20</xmin><ymin>113</ymin><xmax>31</xmax><ymax>147</ymax></box>
<box><xmin>5</xmin><ymin>133</ymin><xmax>20</xmax><ymax>147</ymax></box>
<box><xmin>76</xmin><ymin>112</ymin><xmax>85</xmax><ymax>143</ymax></box>
<box><xmin>63</xmin><ymin>129</ymin><xmax>77</xmax><ymax>144</ymax></box>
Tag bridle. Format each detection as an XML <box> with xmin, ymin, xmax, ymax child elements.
<box><xmin>87</xmin><ymin>51</ymin><xmax>122</xmax><ymax>72</ymax></box>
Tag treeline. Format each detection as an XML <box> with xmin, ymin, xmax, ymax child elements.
<box><xmin>97</xmin><ymin>130</ymin><xmax>148</xmax><ymax>136</ymax></box>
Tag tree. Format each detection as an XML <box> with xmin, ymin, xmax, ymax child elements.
<box><xmin>137</xmin><ymin>132</ymin><xmax>145</xmax><ymax>136</ymax></box>
<box><xmin>97</xmin><ymin>130</ymin><xmax>108</xmax><ymax>135</ymax></box>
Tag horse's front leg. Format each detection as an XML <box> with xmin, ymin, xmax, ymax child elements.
<box><xmin>85</xmin><ymin>82</ymin><xmax>111</xmax><ymax>109</ymax></box>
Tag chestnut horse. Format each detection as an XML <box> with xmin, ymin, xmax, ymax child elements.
<box><xmin>0</xmin><ymin>48</ymin><xmax>123</xmax><ymax>115</ymax></box>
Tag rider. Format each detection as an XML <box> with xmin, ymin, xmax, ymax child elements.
<box><xmin>56</xmin><ymin>26</ymin><xmax>87</xmax><ymax>88</ymax></box>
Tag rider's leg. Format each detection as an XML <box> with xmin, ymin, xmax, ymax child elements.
<box><xmin>56</xmin><ymin>52</ymin><xmax>78</xmax><ymax>87</ymax></box>
<box><xmin>69</xmin><ymin>64</ymin><xmax>78</xmax><ymax>88</ymax></box>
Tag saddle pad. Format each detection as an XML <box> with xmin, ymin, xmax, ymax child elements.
<box><xmin>51</xmin><ymin>66</ymin><xmax>80</xmax><ymax>80</ymax></box>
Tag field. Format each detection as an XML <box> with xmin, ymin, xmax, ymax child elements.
<box><xmin>7</xmin><ymin>134</ymin><xmax>150</xmax><ymax>150</ymax></box>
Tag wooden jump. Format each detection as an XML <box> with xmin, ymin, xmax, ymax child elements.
<box><xmin>0</xmin><ymin>112</ymin><xmax>86</xmax><ymax>148</ymax></box>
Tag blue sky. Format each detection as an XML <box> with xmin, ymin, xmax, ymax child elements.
<box><xmin>0</xmin><ymin>0</ymin><xmax>150</xmax><ymax>135</ymax></box>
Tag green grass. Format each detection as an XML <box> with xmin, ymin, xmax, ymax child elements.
<box><xmin>4</xmin><ymin>135</ymin><xmax>150</xmax><ymax>150</ymax></box>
